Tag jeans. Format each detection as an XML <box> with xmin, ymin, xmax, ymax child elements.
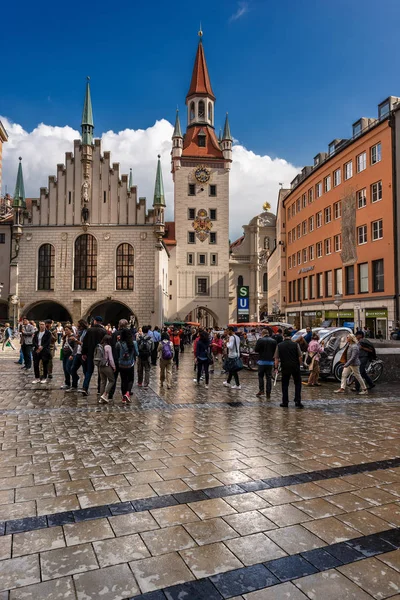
<box><xmin>355</xmin><ymin>360</ymin><xmax>374</xmax><ymax>391</ymax></box>
<box><xmin>82</xmin><ymin>356</ymin><xmax>95</xmax><ymax>391</ymax></box>
<box><xmin>281</xmin><ymin>369</ymin><xmax>302</xmax><ymax>405</ymax></box>
<box><xmin>137</xmin><ymin>357</ymin><xmax>151</xmax><ymax>385</ymax></box>
<box><xmin>173</xmin><ymin>346</ymin><xmax>180</xmax><ymax>367</ymax></box>
<box><xmin>22</xmin><ymin>344</ymin><xmax>32</xmax><ymax>369</ymax></box>
<box><xmin>108</xmin><ymin>365</ymin><xmax>119</xmax><ymax>399</ymax></box>
<box><xmin>70</xmin><ymin>354</ymin><xmax>86</xmax><ymax>388</ymax></box>
<box><xmin>33</xmin><ymin>351</ymin><xmax>49</xmax><ymax>380</ymax></box>
<box><xmin>160</xmin><ymin>359</ymin><xmax>172</xmax><ymax>387</ymax></box>
<box><xmin>151</xmin><ymin>342</ymin><xmax>159</xmax><ymax>366</ymax></box>
<box><xmin>258</xmin><ymin>364</ymin><xmax>273</xmax><ymax>395</ymax></box>
<box><xmin>120</xmin><ymin>367</ymin><xmax>134</xmax><ymax>395</ymax></box>
<box><xmin>341</xmin><ymin>365</ymin><xmax>367</xmax><ymax>391</ymax></box>
<box><xmin>62</xmin><ymin>355</ymin><xmax>73</xmax><ymax>386</ymax></box>
<box><xmin>197</xmin><ymin>359</ymin><xmax>209</xmax><ymax>384</ymax></box>
<box><xmin>227</xmin><ymin>370</ymin><xmax>240</xmax><ymax>386</ymax></box>
<box><xmin>99</xmin><ymin>365</ymin><xmax>115</xmax><ymax>397</ymax></box>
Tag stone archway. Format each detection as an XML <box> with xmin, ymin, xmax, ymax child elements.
<box><xmin>24</xmin><ymin>301</ymin><xmax>72</xmax><ymax>323</ymax></box>
<box><xmin>0</xmin><ymin>301</ymin><xmax>8</xmax><ymax>321</ymax></box>
<box><xmin>85</xmin><ymin>300</ymin><xmax>137</xmax><ymax>328</ymax></box>
<box><xmin>184</xmin><ymin>306</ymin><xmax>219</xmax><ymax>328</ymax></box>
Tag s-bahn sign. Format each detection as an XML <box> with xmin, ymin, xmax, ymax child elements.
<box><xmin>237</xmin><ymin>286</ymin><xmax>250</xmax><ymax>323</ymax></box>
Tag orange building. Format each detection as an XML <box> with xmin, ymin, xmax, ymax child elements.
<box><xmin>283</xmin><ymin>96</ymin><xmax>399</xmax><ymax>337</ymax></box>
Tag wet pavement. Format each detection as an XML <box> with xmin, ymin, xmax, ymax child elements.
<box><xmin>0</xmin><ymin>346</ymin><xmax>399</xmax><ymax>599</ymax></box>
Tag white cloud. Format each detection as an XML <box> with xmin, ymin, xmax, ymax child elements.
<box><xmin>229</xmin><ymin>1</ymin><xmax>249</xmax><ymax>22</ymax></box>
<box><xmin>0</xmin><ymin>116</ymin><xmax>299</xmax><ymax>240</ymax></box>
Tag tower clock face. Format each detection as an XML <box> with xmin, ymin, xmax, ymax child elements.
<box><xmin>194</xmin><ymin>165</ymin><xmax>210</xmax><ymax>183</ymax></box>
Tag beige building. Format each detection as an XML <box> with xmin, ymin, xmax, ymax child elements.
<box><xmin>229</xmin><ymin>208</ymin><xmax>276</xmax><ymax>323</ymax></box>
<box><xmin>0</xmin><ymin>120</ymin><xmax>10</xmax><ymax>320</ymax></box>
<box><xmin>267</xmin><ymin>188</ymin><xmax>290</xmax><ymax>319</ymax></box>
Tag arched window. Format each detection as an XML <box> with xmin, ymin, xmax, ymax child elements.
<box><xmin>74</xmin><ymin>234</ymin><xmax>97</xmax><ymax>290</ymax></box>
<box><xmin>263</xmin><ymin>273</ymin><xmax>268</xmax><ymax>293</ymax></box>
<box><xmin>38</xmin><ymin>244</ymin><xmax>55</xmax><ymax>290</ymax></box>
<box><xmin>264</xmin><ymin>237</ymin><xmax>270</xmax><ymax>250</ymax></box>
<box><xmin>238</xmin><ymin>275</ymin><xmax>244</xmax><ymax>288</ymax></box>
<box><xmin>208</xmin><ymin>102</ymin><xmax>213</xmax><ymax>122</ymax></box>
<box><xmin>116</xmin><ymin>243</ymin><xmax>134</xmax><ymax>290</ymax></box>
<box><xmin>190</xmin><ymin>102</ymin><xmax>195</xmax><ymax>121</ymax></box>
<box><xmin>198</xmin><ymin>100</ymin><xmax>205</xmax><ymax>120</ymax></box>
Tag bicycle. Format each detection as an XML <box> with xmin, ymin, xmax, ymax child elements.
<box><xmin>345</xmin><ymin>359</ymin><xmax>384</xmax><ymax>387</ymax></box>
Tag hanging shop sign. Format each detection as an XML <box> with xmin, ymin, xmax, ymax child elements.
<box><xmin>237</xmin><ymin>286</ymin><xmax>250</xmax><ymax>323</ymax></box>
<box><xmin>365</xmin><ymin>309</ymin><xmax>388</xmax><ymax>318</ymax></box>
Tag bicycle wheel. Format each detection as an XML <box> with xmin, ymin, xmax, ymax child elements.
<box><xmin>369</xmin><ymin>361</ymin><xmax>384</xmax><ymax>383</ymax></box>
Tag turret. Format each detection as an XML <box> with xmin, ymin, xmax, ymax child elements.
<box><xmin>12</xmin><ymin>157</ymin><xmax>25</xmax><ymax>252</ymax></box>
<box><xmin>221</xmin><ymin>113</ymin><xmax>233</xmax><ymax>162</ymax></box>
<box><xmin>186</xmin><ymin>30</ymin><xmax>215</xmax><ymax>129</ymax></box>
<box><xmin>171</xmin><ymin>110</ymin><xmax>183</xmax><ymax>170</ymax></box>
<box><xmin>153</xmin><ymin>155</ymin><xmax>166</xmax><ymax>247</ymax></box>
<box><xmin>81</xmin><ymin>77</ymin><xmax>94</xmax><ymax>146</ymax></box>
<box><xmin>80</xmin><ymin>77</ymin><xmax>94</xmax><ymax>219</ymax></box>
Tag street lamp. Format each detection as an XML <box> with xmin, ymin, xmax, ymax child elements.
<box><xmin>10</xmin><ymin>295</ymin><xmax>19</xmax><ymax>330</ymax></box>
<box><xmin>333</xmin><ymin>293</ymin><xmax>343</xmax><ymax>327</ymax></box>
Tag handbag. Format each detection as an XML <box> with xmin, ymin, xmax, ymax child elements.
<box><xmin>306</xmin><ymin>352</ymin><xmax>315</xmax><ymax>366</ymax></box>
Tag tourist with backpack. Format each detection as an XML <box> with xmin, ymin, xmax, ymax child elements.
<box><xmin>95</xmin><ymin>335</ymin><xmax>116</xmax><ymax>403</ymax></box>
<box><xmin>137</xmin><ymin>326</ymin><xmax>153</xmax><ymax>388</ymax></box>
<box><xmin>116</xmin><ymin>328</ymin><xmax>138</xmax><ymax>403</ymax></box>
<box><xmin>194</xmin><ymin>330</ymin><xmax>212</xmax><ymax>389</ymax></box>
<box><xmin>158</xmin><ymin>332</ymin><xmax>174</xmax><ymax>389</ymax></box>
<box><xmin>171</xmin><ymin>328</ymin><xmax>181</xmax><ymax>369</ymax></box>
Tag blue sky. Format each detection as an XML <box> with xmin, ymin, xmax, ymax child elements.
<box><xmin>4</xmin><ymin>0</ymin><xmax>400</xmax><ymax>167</ymax></box>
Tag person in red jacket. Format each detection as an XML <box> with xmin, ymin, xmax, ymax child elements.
<box><xmin>171</xmin><ymin>328</ymin><xmax>181</xmax><ymax>369</ymax></box>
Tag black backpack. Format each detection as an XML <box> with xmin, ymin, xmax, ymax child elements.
<box><xmin>138</xmin><ymin>336</ymin><xmax>152</xmax><ymax>359</ymax></box>
<box><xmin>362</xmin><ymin>339</ymin><xmax>377</xmax><ymax>360</ymax></box>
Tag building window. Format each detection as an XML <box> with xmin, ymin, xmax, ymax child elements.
<box><xmin>288</xmin><ymin>256</ymin><xmax>292</xmax><ymax>269</ymax></box>
<box><xmin>187</xmin><ymin>253</ymin><xmax>194</xmax><ymax>265</ymax></box>
<box><xmin>209</xmin><ymin>185</ymin><xmax>217</xmax><ymax>197</ymax></box>
<box><xmin>310</xmin><ymin>274</ymin><xmax>315</xmax><ymax>299</ymax></box>
<box><xmin>357</xmin><ymin>188</ymin><xmax>367</xmax><ymax>208</ymax></box>
<box><xmin>325</xmin><ymin>271</ymin><xmax>332</xmax><ymax>296</ymax></box>
<box><xmin>188</xmin><ymin>184</ymin><xmax>196</xmax><ymax>196</ymax></box>
<box><xmin>74</xmin><ymin>234</ymin><xmax>97</xmax><ymax>290</ymax></box>
<box><xmin>333</xmin><ymin>168</ymin><xmax>341</xmax><ymax>187</ymax></box>
<box><xmin>292</xmin><ymin>228</ymin><xmax>296</xmax><ymax>241</ymax></box>
<box><xmin>68</xmin><ymin>191</ymin><xmax>72</xmax><ymax>204</ymax></box>
<box><xmin>302</xmin><ymin>248</ymin><xmax>307</xmax><ymax>263</ymax></box>
<box><xmin>37</xmin><ymin>243</ymin><xmax>55</xmax><ymax>291</ymax></box>
<box><xmin>344</xmin><ymin>161</ymin><xmax>353</xmax><ymax>180</ymax></box>
<box><xmin>371</xmin><ymin>181</ymin><xmax>382</xmax><ymax>203</ymax></box>
<box><xmin>297</xmin><ymin>251</ymin><xmax>301</xmax><ymax>265</ymax></box>
<box><xmin>335</xmin><ymin>268</ymin><xmax>343</xmax><ymax>295</ymax></box>
<box><xmin>316</xmin><ymin>182</ymin><xmax>322</xmax><ymax>198</ymax></box>
<box><xmin>263</xmin><ymin>273</ymin><xmax>268</xmax><ymax>292</ymax></box>
<box><xmin>316</xmin><ymin>212</ymin><xmax>322</xmax><ymax>228</ymax></box>
<box><xmin>324</xmin><ymin>175</ymin><xmax>331</xmax><ymax>193</ymax></box>
<box><xmin>190</xmin><ymin>102</ymin><xmax>195</xmax><ymax>120</ymax></box>
<box><xmin>324</xmin><ymin>238</ymin><xmax>331</xmax><ymax>255</ymax></box>
<box><xmin>210</xmin><ymin>232</ymin><xmax>217</xmax><ymax>244</ymax></box>
<box><xmin>372</xmin><ymin>219</ymin><xmax>383</xmax><ymax>241</ymax></box>
<box><xmin>238</xmin><ymin>275</ymin><xmax>243</xmax><ymax>287</ymax></box>
<box><xmin>353</xmin><ymin>122</ymin><xmax>362</xmax><ymax>137</ymax></box>
<box><xmin>303</xmin><ymin>277</ymin><xmax>309</xmax><ymax>300</ymax></box>
<box><xmin>372</xmin><ymin>259</ymin><xmax>384</xmax><ymax>292</ymax></box>
<box><xmin>379</xmin><ymin>101</ymin><xmax>390</xmax><ymax>119</ymax></box>
<box><xmin>316</xmin><ymin>241</ymin><xmax>322</xmax><ymax>258</ymax></box>
<box><xmin>289</xmin><ymin>281</ymin><xmax>292</xmax><ymax>303</ymax></box>
<box><xmin>292</xmin><ymin>253</ymin><xmax>296</xmax><ymax>267</ymax></box>
<box><xmin>296</xmin><ymin>198</ymin><xmax>301</xmax><ymax>213</ymax></box>
<box><xmin>302</xmin><ymin>221</ymin><xmax>307</xmax><ymax>236</ymax></box>
<box><xmin>356</xmin><ymin>152</ymin><xmax>366</xmax><ymax>173</ymax></box>
<box><xmin>334</xmin><ymin>201</ymin><xmax>341</xmax><ymax>219</ymax></box>
<box><xmin>371</xmin><ymin>142</ymin><xmax>382</xmax><ymax>165</ymax></box>
<box><xmin>328</xmin><ymin>141</ymin><xmax>336</xmax><ymax>155</ymax></box>
<box><xmin>309</xmin><ymin>245</ymin><xmax>314</xmax><ymax>261</ymax></box>
<box><xmin>346</xmin><ymin>265</ymin><xmax>355</xmax><ymax>295</ymax></box>
<box><xmin>103</xmin><ymin>191</ymin><xmax>107</xmax><ymax>203</ymax></box>
<box><xmin>0</xmin><ymin>234</ymin><xmax>5</xmax><ymax>244</ymax></box>
<box><xmin>291</xmin><ymin>204</ymin><xmax>295</xmax><ymax>218</ymax></box>
<box><xmin>197</xmin><ymin>277</ymin><xmax>209</xmax><ymax>295</ymax></box>
<box><xmin>309</xmin><ymin>215</ymin><xmax>314</xmax><ymax>232</ymax></box>
<box><xmin>198</xmin><ymin>254</ymin><xmax>207</xmax><ymax>265</ymax></box>
<box><xmin>188</xmin><ymin>208</ymin><xmax>195</xmax><ymax>220</ymax></box>
<box><xmin>288</xmin><ymin>231</ymin><xmax>292</xmax><ymax>244</ymax></box>
<box><xmin>210</xmin><ymin>209</ymin><xmax>217</xmax><ymax>220</ymax></box>
<box><xmin>198</xmin><ymin>100</ymin><xmax>205</xmax><ymax>120</ymax></box>
<box><xmin>297</xmin><ymin>279</ymin><xmax>302</xmax><ymax>302</ymax></box>
<box><xmin>198</xmin><ymin>132</ymin><xmax>206</xmax><ymax>147</ymax></box>
<box><xmin>210</xmin><ymin>253</ymin><xmax>217</xmax><ymax>266</ymax></box>
<box><xmin>358</xmin><ymin>225</ymin><xmax>367</xmax><ymax>245</ymax></box>
<box><xmin>317</xmin><ymin>273</ymin><xmax>323</xmax><ymax>298</ymax></box>
<box><xmin>188</xmin><ymin>232</ymin><xmax>195</xmax><ymax>244</ymax></box>
<box><xmin>116</xmin><ymin>243</ymin><xmax>134</xmax><ymax>290</ymax></box>
<box><xmin>297</xmin><ymin>224</ymin><xmax>301</xmax><ymax>239</ymax></box>
<box><xmin>308</xmin><ymin>188</ymin><xmax>313</xmax><ymax>204</ymax></box>
<box><xmin>334</xmin><ymin>234</ymin><xmax>342</xmax><ymax>252</ymax></box>
<box><xmin>302</xmin><ymin>194</ymin><xmax>307</xmax><ymax>208</ymax></box>
<box><xmin>359</xmin><ymin>263</ymin><xmax>369</xmax><ymax>293</ymax></box>
<box><xmin>208</xmin><ymin>102</ymin><xmax>212</xmax><ymax>122</ymax></box>
<box><xmin>324</xmin><ymin>206</ymin><xmax>332</xmax><ymax>224</ymax></box>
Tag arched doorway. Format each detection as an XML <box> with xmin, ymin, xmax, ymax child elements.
<box><xmin>0</xmin><ymin>301</ymin><xmax>8</xmax><ymax>321</ymax></box>
<box><xmin>85</xmin><ymin>301</ymin><xmax>137</xmax><ymax>327</ymax></box>
<box><xmin>184</xmin><ymin>306</ymin><xmax>218</xmax><ymax>329</ymax></box>
<box><xmin>25</xmin><ymin>301</ymin><xmax>72</xmax><ymax>323</ymax></box>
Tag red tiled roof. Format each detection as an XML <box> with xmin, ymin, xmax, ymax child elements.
<box><xmin>230</xmin><ymin>235</ymin><xmax>244</xmax><ymax>250</ymax></box>
<box><xmin>186</xmin><ymin>40</ymin><xmax>215</xmax><ymax>101</ymax></box>
<box><xmin>182</xmin><ymin>126</ymin><xmax>223</xmax><ymax>159</ymax></box>
<box><xmin>164</xmin><ymin>221</ymin><xmax>176</xmax><ymax>245</ymax></box>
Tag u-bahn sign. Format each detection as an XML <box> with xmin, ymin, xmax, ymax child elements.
<box><xmin>237</xmin><ymin>286</ymin><xmax>250</xmax><ymax>323</ymax></box>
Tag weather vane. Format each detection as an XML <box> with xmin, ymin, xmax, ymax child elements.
<box><xmin>198</xmin><ymin>22</ymin><xmax>203</xmax><ymax>38</ymax></box>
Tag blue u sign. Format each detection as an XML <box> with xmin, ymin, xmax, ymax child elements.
<box><xmin>238</xmin><ymin>297</ymin><xmax>249</xmax><ymax>309</ymax></box>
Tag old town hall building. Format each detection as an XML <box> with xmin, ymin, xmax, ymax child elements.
<box><xmin>5</xmin><ymin>35</ymin><xmax>232</xmax><ymax>327</ymax></box>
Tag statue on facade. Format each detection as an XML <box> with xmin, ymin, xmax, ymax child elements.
<box><xmin>81</xmin><ymin>206</ymin><xmax>89</xmax><ymax>223</ymax></box>
<box><xmin>82</xmin><ymin>179</ymin><xmax>90</xmax><ymax>203</ymax></box>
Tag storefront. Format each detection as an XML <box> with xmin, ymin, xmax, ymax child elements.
<box><xmin>301</xmin><ymin>310</ymin><xmax>323</xmax><ymax>327</ymax></box>
<box><xmin>365</xmin><ymin>309</ymin><xmax>388</xmax><ymax>339</ymax></box>
<box><xmin>324</xmin><ymin>309</ymin><xmax>354</xmax><ymax>329</ymax></box>
<box><xmin>287</xmin><ymin>312</ymin><xmax>300</xmax><ymax>330</ymax></box>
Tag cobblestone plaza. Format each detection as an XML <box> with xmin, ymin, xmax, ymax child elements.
<box><xmin>0</xmin><ymin>349</ymin><xmax>400</xmax><ymax>599</ymax></box>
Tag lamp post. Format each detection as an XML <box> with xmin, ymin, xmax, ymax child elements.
<box><xmin>10</xmin><ymin>295</ymin><xmax>19</xmax><ymax>330</ymax></box>
<box><xmin>333</xmin><ymin>293</ymin><xmax>343</xmax><ymax>327</ymax></box>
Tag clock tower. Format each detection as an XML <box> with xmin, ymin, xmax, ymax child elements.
<box><xmin>170</xmin><ymin>32</ymin><xmax>232</xmax><ymax>327</ymax></box>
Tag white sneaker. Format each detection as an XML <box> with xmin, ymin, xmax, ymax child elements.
<box><xmin>223</xmin><ymin>381</ymin><xmax>230</xmax><ymax>387</ymax></box>
<box><xmin>231</xmin><ymin>385</ymin><xmax>242</xmax><ymax>390</ymax></box>
<box><xmin>40</xmin><ymin>379</ymin><xmax>48</xmax><ymax>384</ymax></box>
<box><xmin>193</xmin><ymin>379</ymin><xmax>199</xmax><ymax>384</ymax></box>
<box><xmin>32</xmin><ymin>379</ymin><xmax>40</xmax><ymax>384</ymax></box>
<box><xmin>205</xmin><ymin>385</ymin><xmax>209</xmax><ymax>389</ymax></box>
<box><xmin>100</xmin><ymin>394</ymin><xmax>109</xmax><ymax>403</ymax></box>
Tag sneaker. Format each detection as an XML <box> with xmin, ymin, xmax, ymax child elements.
<box><xmin>60</xmin><ymin>385</ymin><xmax>70</xmax><ymax>390</ymax></box>
<box><xmin>40</xmin><ymin>379</ymin><xmax>48</xmax><ymax>384</ymax></box>
<box><xmin>79</xmin><ymin>389</ymin><xmax>88</xmax><ymax>396</ymax></box>
<box><xmin>143</xmin><ymin>384</ymin><xmax>149</xmax><ymax>389</ymax></box>
<box><xmin>137</xmin><ymin>383</ymin><xmax>142</xmax><ymax>387</ymax></box>
<box><xmin>193</xmin><ymin>379</ymin><xmax>199</xmax><ymax>384</ymax></box>
<box><xmin>123</xmin><ymin>393</ymin><xmax>131</xmax><ymax>403</ymax></box>
<box><xmin>205</xmin><ymin>385</ymin><xmax>209</xmax><ymax>389</ymax></box>
<box><xmin>295</xmin><ymin>403</ymin><xmax>304</xmax><ymax>409</ymax></box>
<box><xmin>358</xmin><ymin>390</ymin><xmax>368</xmax><ymax>395</ymax></box>
<box><xmin>231</xmin><ymin>385</ymin><xmax>241</xmax><ymax>389</ymax></box>
<box><xmin>280</xmin><ymin>403</ymin><xmax>289</xmax><ymax>407</ymax></box>
<box><xmin>334</xmin><ymin>388</ymin><xmax>346</xmax><ymax>393</ymax></box>
<box><xmin>32</xmin><ymin>379</ymin><xmax>40</xmax><ymax>384</ymax></box>
<box><xmin>100</xmin><ymin>394</ymin><xmax>109</xmax><ymax>403</ymax></box>
<box><xmin>121</xmin><ymin>395</ymin><xmax>127</xmax><ymax>404</ymax></box>
<box><xmin>47</xmin><ymin>374</ymin><xmax>53</xmax><ymax>379</ymax></box>
<box><xmin>15</xmin><ymin>361</ymin><xmax>23</xmax><ymax>364</ymax></box>
<box><xmin>223</xmin><ymin>381</ymin><xmax>230</xmax><ymax>387</ymax></box>
<box><xmin>256</xmin><ymin>391</ymin><xmax>263</xmax><ymax>397</ymax></box>
<box><xmin>65</xmin><ymin>387</ymin><xmax>78</xmax><ymax>393</ymax></box>
<box><xmin>266</xmin><ymin>394</ymin><xmax>271</xmax><ymax>400</ymax></box>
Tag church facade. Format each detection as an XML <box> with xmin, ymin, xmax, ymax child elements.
<box><xmin>6</xmin><ymin>35</ymin><xmax>232</xmax><ymax>328</ymax></box>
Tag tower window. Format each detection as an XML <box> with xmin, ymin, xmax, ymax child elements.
<box><xmin>188</xmin><ymin>232</ymin><xmax>195</xmax><ymax>244</ymax></box>
<box><xmin>38</xmin><ymin>244</ymin><xmax>55</xmax><ymax>290</ymax></box>
<box><xmin>196</xmin><ymin>277</ymin><xmax>209</xmax><ymax>295</ymax></box>
<box><xmin>190</xmin><ymin>102</ymin><xmax>195</xmax><ymax>121</ymax></box>
<box><xmin>198</xmin><ymin>254</ymin><xmax>207</xmax><ymax>265</ymax></box>
<box><xmin>208</xmin><ymin>102</ymin><xmax>212</xmax><ymax>122</ymax></box>
<box><xmin>198</xmin><ymin>132</ymin><xmax>206</xmax><ymax>147</ymax></box>
<box><xmin>187</xmin><ymin>253</ymin><xmax>194</xmax><ymax>265</ymax></box>
<box><xmin>211</xmin><ymin>253</ymin><xmax>217</xmax><ymax>266</ymax></box>
<box><xmin>210</xmin><ymin>209</ymin><xmax>217</xmax><ymax>220</ymax></box>
<box><xmin>209</xmin><ymin>185</ymin><xmax>217</xmax><ymax>197</ymax></box>
<box><xmin>188</xmin><ymin>208</ymin><xmax>195</xmax><ymax>220</ymax></box>
<box><xmin>68</xmin><ymin>191</ymin><xmax>72</xmax><ymax>204</ymax></box>
<box><xmin>210</xmin><ymin>232</ymin><xmax>217</xmax><ymax>244</ymax></box>
<box><xmin>188</xmin><ymin>184</ymin><xmax>196</xmax><ymax>196</ymax></box>
<box><xmin>198</xmin><ymin>100</ymin><xmax>205</xmax><ymax>120</ymax></box>
<box><xmin>103</xmin><ymin>191</ymin><xmax>107</xmax><ymax>203</ymax></box>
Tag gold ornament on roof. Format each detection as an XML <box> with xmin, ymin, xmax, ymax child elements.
<box><xmin>263</xmin><ymin>202</ymin><xmax>271</xmax><ymax>212</ymax></box>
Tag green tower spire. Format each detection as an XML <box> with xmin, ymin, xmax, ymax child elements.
<box><xmin>129</xmin><ymin>168</ymin><xmax>133</xmax><ymax>189</ymax></box>
<box><xmin>12</xmin><ymin>157</ymin><xmax>26</xmax><ymax>209</ymax></box>
<box><xmin>153</xmin><ymin>155</ymin><xmax>166</xmax><ymax>207</ymax></box>
<box><xmin>81</xmin><ymin>77</ymin><xmax>94</xmax><ymax>145</ymax></box>
<box><xmin>222</xmin><ymin>113</ymin><xmax>232</xmax><ymax>141</ymax></box>
<box><xmin>172</xmin><ymin>109</ymin><xmax>182</xmax><ymax>138</ymax></box>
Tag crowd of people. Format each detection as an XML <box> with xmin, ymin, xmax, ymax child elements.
<box><xmin>5</xmin><ymin>317</ymin><xmax>379</xmax><ymax>408</ymax></box>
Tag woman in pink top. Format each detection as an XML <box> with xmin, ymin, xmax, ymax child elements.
<box><xmin>98</xmin><ymin>335</ymin><xmax>116</xmax><ymax>403</ymax></box>
<box><xmin>305</xmin><ymin>333</ymin><xmax>324</xmax><ymax>387</ymax></box>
